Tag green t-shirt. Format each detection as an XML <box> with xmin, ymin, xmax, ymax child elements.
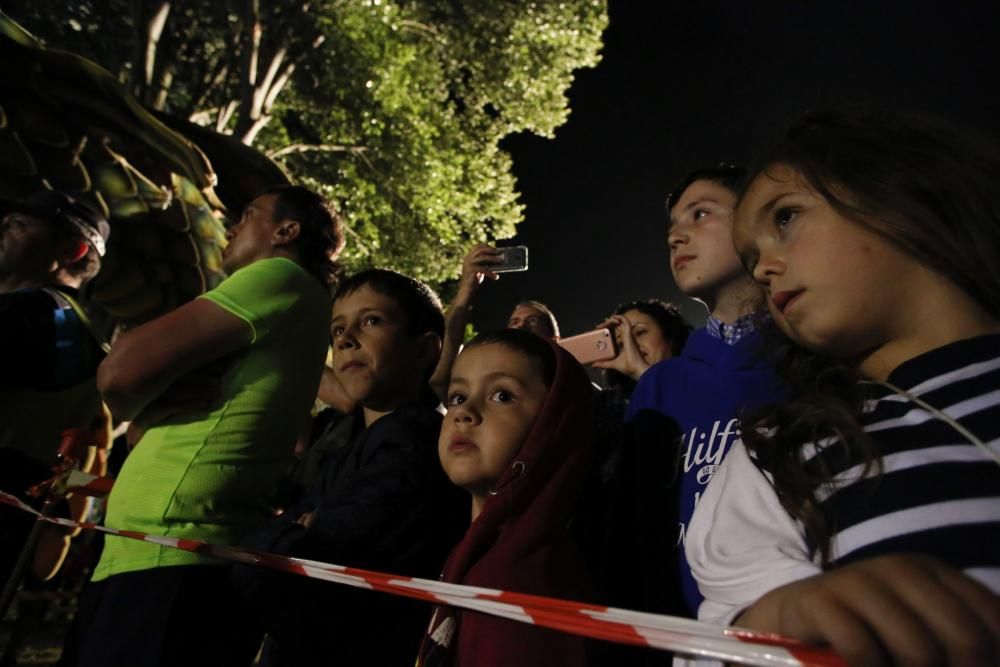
<box><xmin>93</xmin><ymin>257</ymin><xmax>330</xmax><ymax>579</ymax></box>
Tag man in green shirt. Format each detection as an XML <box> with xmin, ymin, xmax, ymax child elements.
<box><xmin>75</xmin><ymin>185</ymin><xmax>343</xmax><ymax>667</ymax></box>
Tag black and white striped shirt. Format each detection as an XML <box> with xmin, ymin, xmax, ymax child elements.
<box><xmin>686</xmin><ymin>334</ymin><xmax>1000</xmax><ymax>624</ymax></box>
<box><xmin>808</xmin><ymin>334</ymin><xmax>1000</xmax><ymax>578</ymax></box>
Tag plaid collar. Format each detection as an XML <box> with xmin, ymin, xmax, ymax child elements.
<box><xmin>706</xmin><ymin>312</ymin><xmax>758</xmax><ymax>346</ymax></box>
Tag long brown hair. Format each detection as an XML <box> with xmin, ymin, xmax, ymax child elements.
<box><xmin>740</xmin><ymin>107</ymin><xmax>1000</xmax><ymax>562</ymax></box>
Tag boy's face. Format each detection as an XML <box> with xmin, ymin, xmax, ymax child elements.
<box><xmin>666</xmin><ymin>180</ymin><xmax>747</xmax><ymax>301</ymax></box>
<box><xmin>439</xmin><ymin>343</ymin><xmax>549</xmax><ymax>498</ymax></box>
<box><xmin>331</xmin><ymin>284</ymin><xmax>429</xmax><ymax>411</ymax></box>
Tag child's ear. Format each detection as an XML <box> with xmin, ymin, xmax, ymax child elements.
<box><xmin>272</xmin><ymin>220</ymin><xmax>301</xmax><ymax>247</ymax></box>
<box><xmin>414</xmin><ymin>331</ymin><xmax>443</xmax><ymax>373</ymax></box>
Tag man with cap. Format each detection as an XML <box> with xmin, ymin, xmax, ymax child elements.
<box><xmin>0</xmin><ymin>190</ymin><xmax>112</xmax><ymax>583</ymax></box>
<box><xmin>0</xmin><ymin>189</ymin><xmax>110</xmax><ymax>393</ymax></box>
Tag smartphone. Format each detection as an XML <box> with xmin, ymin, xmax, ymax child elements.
<box><xmin>491</xmin><ymin>245</ymin><xmax>529</xmax><ymax>273</ymax></box>
<box><xmin>558</xmin><ymin>328</ymin><xmax>618</xmax><ymax>365</ymax></box>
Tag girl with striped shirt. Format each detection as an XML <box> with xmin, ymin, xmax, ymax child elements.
<box><xmin>685</xmin><ymin>108</ymin><xmax>1000</xmax><ymax>665</ymax></box>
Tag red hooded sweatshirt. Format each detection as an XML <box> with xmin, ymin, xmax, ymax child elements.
<box><xmin>418</xmin><ymin>339</ymin><xmax>596</xmax><ymax>666</ymax></box>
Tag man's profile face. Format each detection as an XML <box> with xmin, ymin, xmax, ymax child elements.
<box><xmin>222</xmin><ymin>194</ymin><xmax>281</xmax><ymax>275</ymax></box>
<box><xmin>0</xmin><ymin>212</ymin><xmax>58</xmax><ymax>282</ymax></box>
<box><xmin>507</xmin><ymin>304</ymin><xmax>555</xmax><ymax>339</ymax></box>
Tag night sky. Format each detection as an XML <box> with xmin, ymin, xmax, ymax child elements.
<box><xmin>468</xmin><ymin>0</ymin><xmax>1000</xmax><ymax>338</ymax></box>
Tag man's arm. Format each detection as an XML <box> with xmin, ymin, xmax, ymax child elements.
<box><xmin>97</xmin><ymin>298</ymin><xmax>252</xmax><ymax>420</ymax></box>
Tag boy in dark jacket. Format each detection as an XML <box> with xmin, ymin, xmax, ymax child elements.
<box><xmin>235</xmin><ymin>269</ymin><xmax>467</xmax><ymax>667</ymax></box>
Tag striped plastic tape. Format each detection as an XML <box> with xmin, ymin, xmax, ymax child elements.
<box><xmin>0</xmin><ymin>489</ymin><xmax>843</xmax><ymax>667</ymax></box>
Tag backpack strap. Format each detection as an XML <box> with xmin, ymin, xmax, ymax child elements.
<box><xmin>41</xmin><ymin>286</ymin><xmax>111</xmax><ymax>354</ymax></box>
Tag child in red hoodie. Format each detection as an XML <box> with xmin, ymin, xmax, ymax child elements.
<box><xmin>418</xmin><ymin>328</ymin><xmax>595</xmax><ymax>666</ymax></box>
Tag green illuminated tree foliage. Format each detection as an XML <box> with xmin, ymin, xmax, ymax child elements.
<box><xmin>2</xmin><ymin>0</ymin><xmax>607</xmax><ymax>285</ymax></box>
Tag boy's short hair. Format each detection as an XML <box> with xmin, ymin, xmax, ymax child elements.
<box><xmin>514</xmin><ymin>300</ymin><xmax>560</xmax><ymax>338</ymax></box>
<box><xmin>665</xmin><ymin>163</ymin><xmax>747</xmax><ymax>216</ymax></box>
<box><xmin>334</xmin><ymin>268</ymin><xmax>444</xmax><ymax>340</ymax></box>
<box><xmin>465</xmin><ymin>328</ymin><xmax>557</xmax><ymax>388</ymax></box>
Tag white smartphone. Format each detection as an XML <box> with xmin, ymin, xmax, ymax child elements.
<box><xmin>492</xmin><ymin>245</ymin><xmax>529</xmax><ymax>273</ymax></box>
<box><xmin>558</xmin><ymin>328</ymin><xmax>618</xmax><ymax>365</ymax></box>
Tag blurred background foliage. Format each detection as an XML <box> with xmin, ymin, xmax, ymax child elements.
<box><xmin>1</xmin><ymin>0</ymin><xmax>607</xmax><ymax>289</ymax></box>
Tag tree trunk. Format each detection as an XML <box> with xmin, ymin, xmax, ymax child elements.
<box><xmin>130</xmin><ymin>0</ymin><xmax>172</xmax><ymax>104</ymax></box>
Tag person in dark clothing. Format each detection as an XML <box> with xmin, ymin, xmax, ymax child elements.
<box><xmin>234</xmin><ymin>269</ymin><xmax>467</xmax><ymax>667</ymax></box>
<box><xmin>0</xmin><ymin>191</ymin><xmax>110</xmax><ymax>584</ymax></box>
<box><xmin>0</xmin><ymin>190</ymin><xmax>110</xmax><ymax>456</ymax></box>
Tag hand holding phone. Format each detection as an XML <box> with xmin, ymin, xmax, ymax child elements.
<box><xmin>591</xmin><ymin>315</ymin><xmax>650</xmax><ymax>380</ymax></box>
<box><xmin>491</xmin><ymin>245</ymin><xmax>529</xmax><ymax>273</ymax></box>
<box><xmin>558</xmin><ymin>328</ymin><xmax>618</xmax><ymax>365</ymax></box>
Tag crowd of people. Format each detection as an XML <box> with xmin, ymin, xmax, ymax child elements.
<box><xmin>2</xmin><ymin>106</ymin><xmax>999</xmax><ymax>667</ymax></box>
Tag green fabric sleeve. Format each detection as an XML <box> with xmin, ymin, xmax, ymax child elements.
<box><xmin>199</xmin><ymin>257</ymin><xmax>312</xmax><ymax>343</ymax></box>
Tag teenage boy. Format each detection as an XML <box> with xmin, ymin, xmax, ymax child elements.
<box><xmin>76</xmin><ymin>185</ymin><xmax>341</xmax><ymax>667</ymax></box>
<box><xmin>235</xmin><ymin>269</ymin><xmax>468</xmax><ymax>667</ymax></box>
<box><xmin>622</xmin><ymin>165</ymin><xmax>786</xmax><ymax>618</ymax></box>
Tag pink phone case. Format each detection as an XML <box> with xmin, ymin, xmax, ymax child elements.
<box><xmin>558</xmin><ymin>328</ymin><xmax>617</xmax><ymax>365</ymax></box>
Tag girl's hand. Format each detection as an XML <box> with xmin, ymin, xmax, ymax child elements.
<box><xmin>593</xmin><ymin>314</ymin><xmax>650</xmax><ymax>379</ymax></box>
<box><xmin>735</xmin><ymin>554</ymin><xmax>1000</xmax><ymax>666</ymax></box>
<box><xmin>454</xmin><ymin>244</ymin><xmax>502</xmax><ymax>306</ymax></box>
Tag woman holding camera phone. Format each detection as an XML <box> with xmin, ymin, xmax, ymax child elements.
<box><xmin>595</xmin><ymin>299</ymin><xmax>692</xmax><ymax>396</ymax></box>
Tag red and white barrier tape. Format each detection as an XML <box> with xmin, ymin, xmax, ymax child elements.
<box><xmin>0</xmin><ymin>489</ymin><xmax>843</xmax><ymax>666</ymax></box>
<box><xmin>27</xmin><ymin>469</ymin><xmax>114</xmax><ymax>500</ymax></box>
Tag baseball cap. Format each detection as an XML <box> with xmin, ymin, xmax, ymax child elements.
<box><xmin>0</xmin><ymin>191</ymin><xmax>111</xmax><ymax>256</ymax></box>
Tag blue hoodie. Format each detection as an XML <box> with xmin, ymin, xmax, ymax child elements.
<box><xmin>626</xmin><ymin>326</ymin><xmax>786</xmax><ymax>613</ymax></box>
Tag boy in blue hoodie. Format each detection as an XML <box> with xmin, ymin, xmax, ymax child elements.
<box><xmin>603</xmin><ymin>166</ymin><xmax>786</xmax><ymax>622</ymax></box>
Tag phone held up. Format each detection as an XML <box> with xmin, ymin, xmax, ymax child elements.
<box><xmin>491</xmin><ymin>245</ymin><xmax>529</xmax><ymax>273</ymax></box>
<box><xmin>559</xmin><ymin>328</ymin><xmax>618</xmax><ymax>365</ymax></box>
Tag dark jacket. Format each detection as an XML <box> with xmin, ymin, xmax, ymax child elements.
<box><xmin>234</xmin><ymin>403</ymin><xmax>467</xmax><ymax>667</ymax></box>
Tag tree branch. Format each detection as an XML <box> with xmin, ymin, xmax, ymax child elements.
<box><xmin>145</xmin><ymin>2</ymin><xmax>171</xmax><ymax>87</ymax></box>
<box><xmin>262</xmin><ymin>61</ymin><xmax>295</xmax><ymax>112</ymax></box>
<box><xmin>240</xmin><ymin>115</ymin><xmax>272</xmax><ymax>145</ymax></box>
<box><xmin>236</xmin><ymin>0</ymin><xmax>262</xmax><ymax>133</ymax></box>
<box><xmin>216</xmin><ymin>100</ymin><xmax>238</xmax><ymax>132</ymax></box>
<box><xmin>398</xmin><ymin>19</ymin><xmax>440</xmax><ymax>39</ymax></box>
<box><xmin>151</xmin><ymin>61</ymin><xmax>176</xmax><ymax>111</ymax></box>
<box><xmin>233</xmin><ymin>2</ymin><xmax>320</xmax><ymax>144</ymax></box>
<box><xmin>129</xmin><ymin>0</ymin><xmax>171</xmax><ymax>101</ymax></box>
<box><xmin>267</xmin><ymin>144</ymin><xmax>368</xmax><ymax>159</ymax></box>
<box><xmin>253</xmin><ymin>45</ymin><xmax>288</xmax><ymax>116</ymax></box>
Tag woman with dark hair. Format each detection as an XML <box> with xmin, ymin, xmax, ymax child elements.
<box><xmin>596</xmin><ymin>298</ymin><xmax>692</xmax><ymax>395</ymax></box>
<box><xmin>685</xmin><ymin>108</ymin><xmax>1000</xmax><ymax>665</ymax></box>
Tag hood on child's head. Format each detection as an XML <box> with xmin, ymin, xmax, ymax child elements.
<box><xmin>466</xmin><ymin>330</ymin><xmax>594</xmax><ymax>533</ymax></box>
